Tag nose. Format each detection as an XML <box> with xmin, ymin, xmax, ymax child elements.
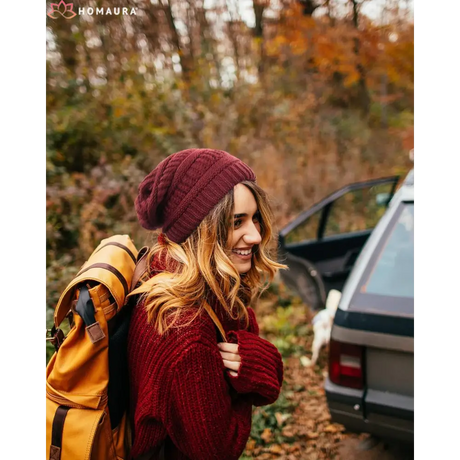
<box><xmin>243</xmin><ymin>221</ymin><xmax>262</xmax><ymax>246</ymax></box>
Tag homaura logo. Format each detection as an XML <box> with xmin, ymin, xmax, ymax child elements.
<box><xmin>47</xmin><ymin>2</ymin><xmax>138</xmax><ymax>18</ymax></box>
<box><xmin>47</xmin><ymin>1</ymin><xmax>77</xmax><ymax>19</ymax></box>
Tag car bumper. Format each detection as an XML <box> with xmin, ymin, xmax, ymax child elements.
<box><xmin>325</xmin><ymin>377</ymin><xmax>414</xmax><ymax>443</ymax></box>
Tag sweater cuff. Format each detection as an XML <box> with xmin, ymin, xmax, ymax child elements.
<box><xmin>226</xmin><ymin>330</ymin><xmax>283</xmax><ymax>405</ymax></box>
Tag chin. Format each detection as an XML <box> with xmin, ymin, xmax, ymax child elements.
<box><xmin>235</xmin><ymin>263</ymin><xmax>252</xmax><ymax>274</ymax></box>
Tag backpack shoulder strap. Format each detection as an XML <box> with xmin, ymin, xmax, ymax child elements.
<box><xmin>130</xmin><ymin>246</ymin><xmax>150</xmax><ymax>291</ymax></box>
<box><xmin>127</xmin><ymin>247</ymin><xmax>226</xmax><ymax>342</ymax></box>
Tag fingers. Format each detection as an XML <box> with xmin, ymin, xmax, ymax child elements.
<box><xmin>222</xmin><ymin>359</ymin><xmax>240</xmax><ymax>372</ymax></box>
<box><xmin>219</xmin><ymin>351</ymin><xmax>241</xmax><ymax>362</ymax></box>
<box><xmin>217</xmin><ymin>342</ymin><xmax>239</xmax><ymax>354</ymax></box>
<box><xmin>218</xmin><ymin>342</ymin><xmax>241</xmax><ymax>375</ymax></box>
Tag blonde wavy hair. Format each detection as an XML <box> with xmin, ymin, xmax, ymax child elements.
<box><xmin>131</xmin><ymin>180</ymin><xmax>286</xmax><ymax>340</ymax></box>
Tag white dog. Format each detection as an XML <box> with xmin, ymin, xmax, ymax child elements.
<box><xmin>303</xmin><ymin>289</ymin><xmax>342</xmax><ymax>367</ymax></box>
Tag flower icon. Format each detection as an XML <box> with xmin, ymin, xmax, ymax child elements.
<box><xmin>47</xmin><ymin>1</ymin><xmax>77</xmax><ymax>19</ymax></box>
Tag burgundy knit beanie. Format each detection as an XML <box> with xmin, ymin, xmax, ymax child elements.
<box><xmin>135</xmin><ymin>148</ymin><xmax>256</xmax><ymax>243</ymax></box>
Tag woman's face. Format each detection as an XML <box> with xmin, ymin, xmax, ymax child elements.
<box><xmin>227</xmin><ymin>183</ymin><xmax>262</xmax><ymax>274</ymax></box>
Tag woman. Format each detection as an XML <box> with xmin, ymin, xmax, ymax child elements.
<box><xmin>128</xmin><ymin>148</ymin><xmax>286</xmax><ymax>460</ymax></box>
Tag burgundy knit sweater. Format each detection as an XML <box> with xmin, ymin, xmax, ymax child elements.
<box><xmin>127</xmin><ymin>254</ymin><xmax>284</xmax><ymax>460</ymax></box>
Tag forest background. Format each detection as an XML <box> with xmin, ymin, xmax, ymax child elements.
<box><xmin>46</xmin><ymin>0</ymin><xmax>414</xmax><ymax>313</ymax></box>
<box><xmin>43</xmin><ymin>0</ymin><xmax>417</xmax><ymax>459</ymax></box>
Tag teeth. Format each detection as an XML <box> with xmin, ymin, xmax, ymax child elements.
<box><xmin>233</xmin><ymin>249</ymin><xmax>251</xmax><ymax>256</ymax></box>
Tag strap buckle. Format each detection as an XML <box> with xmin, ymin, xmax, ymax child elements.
<box><xmin>46</xmin><ymin>326</ymin><xmax>65</xmax><ymax>352</ymax></box>
<box><xmin>46</xmin><ymin>311</ymin><xmax>74</xmax><ymax>352</ymax></box>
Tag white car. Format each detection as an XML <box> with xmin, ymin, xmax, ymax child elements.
<box><xmin>278</xmin><ymin>169</ymin><xmax>414</xmax><ymax>443</ymax></box>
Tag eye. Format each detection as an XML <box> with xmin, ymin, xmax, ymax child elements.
<box><xmin>234</xmin><ymin>219</ymin><xmax>243</xmax><ymax>229</ymax></box>
<box><xmin>253</xmin><ymin>212</ymin><xmax>261</xmax><ymax>223</ymax></box>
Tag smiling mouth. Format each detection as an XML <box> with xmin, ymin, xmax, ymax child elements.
<box><xmin>232</xmin><ymin>248</ymin><xmax>252</xmax><ymax>256</ymax></box>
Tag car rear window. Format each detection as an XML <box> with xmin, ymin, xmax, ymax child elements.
<box><xmin>362</xmin><ymin>202</ymin><xmax>414</xmax><ymax>298</ymax></box>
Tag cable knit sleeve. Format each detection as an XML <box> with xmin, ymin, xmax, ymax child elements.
<box><xmin>246</xmin><ymin>307</ymin><xmax>260</xmax><ymax>335</ymax></box>
<box><xmin>225</xmin><ymin>308</ymin><xmax>284</xmax><ymax>407</ymax></box>
<box><xmin>164</xmin><ymin>341</ymin><xmax>254</xmax><ymax>460</ymax></box>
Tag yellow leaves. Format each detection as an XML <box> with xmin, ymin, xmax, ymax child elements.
<box><xmin>210</xmin><ymin>93</ymin><xmax>222</xmax><ymax>105</ymax></box>
<box><xmin>323</xmin><ymin>423</ymin><xmax>345</xmax><ymax>433</ymax></box>
<box><xmin>344</xmin><ymin>70</ymin><xmax>360</xmax><ymax>87</ymax></box>
<box><xmin>266</xmin><ymin>31</ymin><xmax>308</xmax><ymax>57</ymax></box>
<box><xmin>261</xmin><ymin>428</ymin><xmax>273</xmax><ymax>444</ymax></box>
<box><xmin>263</xmin><ymin>3</ymin><xmax>413</xmax><ymax>102</ymax></box>
<box><xmin>275</xmin><ymin>412</ymin><xmax>291</xmax><ymax>427</ymax></box>
<box><xmin>273</xmin><ymin>36</ymin><xmax>288</xmax><ymax>47</ymax></box>
<box><xmin>253</xmin><ymin>36</ymin><xmax>264</xmax><ymax>47</ymax></box>
<box><xmin>268</xmin><ymin>444</ymin><xmax>283</xmax><ymax>454</ymax></box>
<box><xmin>245</xmin><ymin>438</ymin><xmax>257</xmax><ymax>451</ymax></box>
<box><xmin>281</xmin><ymin>427</ymin><xmax>296</xmax><ymax>438</ymax></box>
<box><xmin>265</xmin><ymin>35</ymin><xmax>288</xmax><ymax>57</ymax></box>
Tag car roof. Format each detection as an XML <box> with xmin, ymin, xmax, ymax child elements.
<box><xmin>392</xmin><ymin>169</ymin><xmax>414</xmax><ymax>204</ymax></box>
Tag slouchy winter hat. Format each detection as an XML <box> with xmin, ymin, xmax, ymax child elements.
<box><xmin>135</xmin><ymin>148</ymin><xmax>256</xmax><ymax>243</ymax></box>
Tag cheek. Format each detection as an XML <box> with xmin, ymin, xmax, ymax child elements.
<box><xmin>227</xmin><ymin>229</ymin><xmax>238</xmax><ymax>249</ymax></box>
<box><xmin>230</xmin><ymin>230</ymin><xmax>241</xmax><ymax>248</ymax></box>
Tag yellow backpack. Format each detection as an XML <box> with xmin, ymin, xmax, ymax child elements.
<box><xmin>46</xmin><ymin>235</ymin><xmax>148</xmax><ymax>460</ymax></box>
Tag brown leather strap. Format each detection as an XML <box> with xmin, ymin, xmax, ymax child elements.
<box><xmin>49</xmin><ymin>406</ymin><xmax>70</xmax><ymax>460</ymax></box>
<box><xmin>78</xmin><ymin>263</ymin><xmax>129</xmax><ymax>297</ymax></box>
<box><xmin>93</xmin><ymin>241</ymin><xmax>137</xmax><ymax>263</ymax></box>
<box><xmin>130</xmin><ymin>247</ymin><xmax>149</xmax><ymax>291</ymax></box>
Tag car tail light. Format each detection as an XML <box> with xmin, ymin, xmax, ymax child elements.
<box><xmin>329</xmin><ymin>339</ymin><xmax>364</xmax><ymax>389</ymax></box>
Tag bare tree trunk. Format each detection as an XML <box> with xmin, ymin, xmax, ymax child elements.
<box><xmin>350</xmin><ymin>0</ymin><xmax>370</xmax><ymax>116</ymax></box>
<box><xmin>298</xmin><ymin>0</ymin><xmax>319</xmax><ymax>16</ymax></box>
<box><xmin>253</xmin><ymin>0</ymin><xmax>266</xmax><ymax>76</ymax></box>
<box><xmin>188</xmin><ymin>5</ymin><xmax>197</xmax><ymax>66</ymax></box>
<box><xmin>325</xmin><ymin>0</ymin><xmax>335</xmax><ymax>26</ymax></box>
<box><xmin>195</xmin><ymin>3</ymin><xmax>222</xmax><ymax>81</ymax></box>
<box><xmin>161</xmin><ymin>0</ymin><xmax>193</xmax><ymax>82</ymax></box>
<box><xmin>136</xmin><ymin>3</ymin><xmax>161</xmax><ymax>58</ymax></box>
<box><xmin>50</xmin><ymin>19</ymin><xmax>78</xmax><ymax>79</ymax></box>
<box><xmin>225</xmin><ymin>0</ymin><xmax>241</xmax><ymax>82</ymax></box>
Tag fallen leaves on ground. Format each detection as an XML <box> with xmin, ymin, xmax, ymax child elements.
<box><xmin>241</xmin><ymin>292</ymin><xmax>363</xmax><ymax>460</ymax></box>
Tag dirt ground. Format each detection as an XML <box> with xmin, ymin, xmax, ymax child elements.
<box><xmin>337</xmin><ymin>437</ymin><xmax>413</xmax><ymax>460</ymax></box>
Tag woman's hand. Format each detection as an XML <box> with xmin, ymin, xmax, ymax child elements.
<box><xmin>217</xmin><ymin>342</ymin><xmax>241</xmax><ymax>377</ymax></box>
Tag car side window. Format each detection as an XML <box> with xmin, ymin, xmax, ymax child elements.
<box><xmin>285</xmin><ymin>210</ymin><xmax>321</xmax><ymax>244</ymax></box>
<box><xmin>362</xmin><ymin>203</ymin><xmax>414</xmax><ymax>298</ymax></box>
<box><xmin>324</xmin><ymin>183</ymin><xmax>394</xmax><ymax>237</ymax></box>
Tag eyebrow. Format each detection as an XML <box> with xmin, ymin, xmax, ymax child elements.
<box><xmin>233</xmin><ymin>210</ymin><xmax>260</xmax><ymax>219</ymax></box>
